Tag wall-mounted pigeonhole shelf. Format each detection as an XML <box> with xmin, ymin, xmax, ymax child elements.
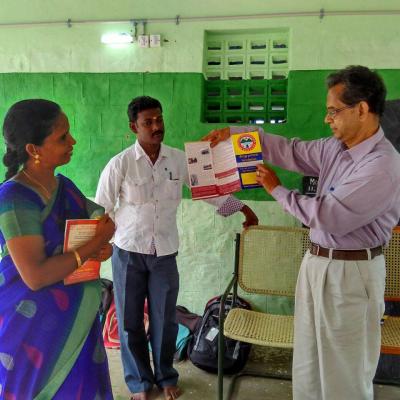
<box><xmin>203</xmin><ymin>30</ymin><xmax>289</xmax><ymax>124</ymax></box>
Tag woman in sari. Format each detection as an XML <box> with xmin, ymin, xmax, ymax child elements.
<box><xmin>0</xmin><ymin>99</ymin><xmax>115</xmax><ymax>399</ymax></box>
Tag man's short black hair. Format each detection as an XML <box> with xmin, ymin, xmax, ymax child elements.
<box><xmin>127</xmin><ymin>96</ymin><xmax>162</xmax><ymax>122</ymax></box>
<box><xmin>326</xmin><ymin>65</ymin><xmax>387</xmax><ymax>116</ymax></box>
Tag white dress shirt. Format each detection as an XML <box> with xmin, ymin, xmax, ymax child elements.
<box><xmin>95</xmin><ymin>141</ymin><xmax>243</xmax><ymax>256</ymax></box>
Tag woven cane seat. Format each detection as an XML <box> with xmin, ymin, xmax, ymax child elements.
<box><xmin>381</xmin><ymin>317</ymin><xmax>400</xmax><ymax>355</ymax></box>
<box><xmin>224</xmin><ymin>308</ymin><xmax>294</xmax><ymax>348</ymax></box>
<box><xmin>380</xmin><ymin>230</ymin><xmax>400</xmax><ymax>355</ymax></box>
<box><xmin>383</xmin><ymin>230</ymin><xmax>400</xmax><ymax>300</ymax></box>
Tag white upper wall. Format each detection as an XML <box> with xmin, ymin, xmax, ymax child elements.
<box><xmin>2</xmin><ymin>0</ymin><xmax>400</xmax><ymax>22</ymax></box>
<box><xmin>0</xmin><ymin>0</ymin><xmax>400</xmax><ymax>72</ymax></box>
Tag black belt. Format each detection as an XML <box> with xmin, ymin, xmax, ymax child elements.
<box><xmin>310</xmin><ymin>243</ymin><xmax>383</xmax><ymax>260</ymax></box>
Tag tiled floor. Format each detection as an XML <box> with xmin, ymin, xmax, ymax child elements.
<box><xmin>107</xmin><ymin>348</ymin><xmax>400</xmax><ymax>400</ymax></box>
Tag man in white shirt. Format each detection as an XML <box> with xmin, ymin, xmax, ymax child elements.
<box><xmin>95</xmin><ymin>96</ymin><xmax>258</xmax><ymax>400</ymax></box>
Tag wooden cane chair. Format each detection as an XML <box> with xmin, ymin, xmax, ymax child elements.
<box><xmin>217</xmin><ymin>226</ymin><xmax>400</xmax><ymax>400</ymax></box>
<box><xmin>217</xmin><ymin>225</ymin><xmax>310</xmax><ymax>400</ymax></box>
<box><xmin>381</xmin><ymin>228</ymin><xmax>400</xmax><ymax>356</ymax></box>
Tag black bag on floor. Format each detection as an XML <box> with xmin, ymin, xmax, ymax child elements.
<box><xmin>173</xmin><ymin>305</ymin><xmax>202</xmax><ymax>361</ymax></box>
<box><xmin>176</xmin><ymin>305</ymin><xmax>202</xmax><ymax>333</ymax></box>
<box><xmin>188</xmin><ymin>294</ymin><xmax>252</xmax><ymax>374</ymax></box>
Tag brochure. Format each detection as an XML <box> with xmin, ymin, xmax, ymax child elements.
<box><xmin>184</xmin><ymin>131</ymin><xmax>263</xmax><ymax>200</ymax></box>
<box><xmin>63</xmin><ymin>219</ymin><xmax>100</xmax><ymax>285</ymax></box>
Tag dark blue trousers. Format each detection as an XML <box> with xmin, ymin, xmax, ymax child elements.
<box><xmin>111</xmin><ymin>245</ymin><xmax>179</xmax><ymax>393</ymax></box>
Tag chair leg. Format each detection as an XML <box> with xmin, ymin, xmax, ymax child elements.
<box><xmin>218</xmin><ymin>274</ymin><xmax>237</xmax><ymax>400</ymax></box>
<box><xmin>223</xmin><ymin>371</ymin><xmax>292</xmax><ymax>400</ymax></box>
<box><xmin>217</xmin><ymin>327</ymin><xmax>225</xmax><ymax>400</ymax></box>
<box><xmin>218</xmin><ymin>361</ymin><xmax>223</xmax><ymax>400</ymax></box>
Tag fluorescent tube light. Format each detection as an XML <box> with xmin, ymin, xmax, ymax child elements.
<box><xmin>101</xmin><ymin>33</ymin><xmax>133</xmax><ymax>44</ymax></box>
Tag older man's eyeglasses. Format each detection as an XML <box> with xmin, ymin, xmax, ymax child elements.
<box><xmin>326</xmin><ymin>104</ymin><xmax>356</xmax><ymax>118</ymax></box>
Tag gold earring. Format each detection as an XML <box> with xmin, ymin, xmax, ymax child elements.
<box><xmin>34</xmin><ymin>154</ymin><xmax>40</xmax><ymax>165</ymax></box>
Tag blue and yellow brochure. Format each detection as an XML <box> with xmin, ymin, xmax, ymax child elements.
<box><xmin>185</xmin><ymin>131</ymin><xmax>263</xmax><ymax>200</ymax></box>
<box><xmin>231</xmin><ymin>131</ymin><xmax>263</xmax><ymax>189</ymax></box>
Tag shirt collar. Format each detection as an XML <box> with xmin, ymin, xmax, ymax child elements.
<box><xmin>345</xmin><ymin>126</ymin><xmax>384</xmax><ymax>163</ymax></box>
<box><xmin>134</xmin><ymin>140</ymin><xmax>169</xmax><ymax>161</ymax></box>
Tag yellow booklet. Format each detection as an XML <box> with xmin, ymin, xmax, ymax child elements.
<box><xmin>231</xmin><ymin>131</ymin><xmax>263</xmax><ymax>188</ymax></box>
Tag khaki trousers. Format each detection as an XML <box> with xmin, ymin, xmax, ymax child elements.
<box><xmin>292</xmin><ymin>251</ymin><xmax>386</xmax><ymax>400</ymax></box>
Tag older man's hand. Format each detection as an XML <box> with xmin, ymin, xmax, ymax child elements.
<box><xmin>255</xmin><ymin>164</ymin><xmax>281</xmax><ymax>194</ymax></box>
<box><xmin>201</xmin><ymin>127</ymin><xmax>230</xmax><ymax>147</ymax></box>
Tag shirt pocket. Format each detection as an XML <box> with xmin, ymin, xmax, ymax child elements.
<box><xmin>161</xmin><ymin>179</ymin><xmax>182</xmax><ymax>201</ymax></box>
<box><xmin>124</xmin><ymin>176</ymin><xmax>153</xmax><ymax>204</ymax></box>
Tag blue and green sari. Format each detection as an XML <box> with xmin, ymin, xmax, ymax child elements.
<box><xmin>0</xmin><ymin>174</ymin><xmax>113</xmax><ymax>399</ymax></box>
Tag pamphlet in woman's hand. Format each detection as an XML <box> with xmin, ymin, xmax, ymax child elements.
<box><xmin>63</xmin><ymin>219</ymin><xmax>100</xmax><ymax>285</ymax></box>
<box><xmin>184</xmin><ymin>131</ymin><xmax>263</xmax><ymax>199</ymax></box>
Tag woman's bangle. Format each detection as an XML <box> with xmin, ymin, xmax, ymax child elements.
<box><xmin>73</xmin><ymin>249</ymin><xmax>82</xmax><ymax>269</ymax></box>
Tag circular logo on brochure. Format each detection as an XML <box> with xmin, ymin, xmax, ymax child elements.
<box><xmin>237</xmin><ymin>134</ymin><xmax>256</xmax><ymax>151</ymax></box>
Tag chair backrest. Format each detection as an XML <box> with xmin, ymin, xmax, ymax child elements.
<box><xmin>238</xmin><ymin>225</ymin><xmax>310</xmax><ymax>296</ymax></box>
<box><xmin>384</xmin><ymin>229</ymin><xmax>400</xmax><ymax>301</ymax></box>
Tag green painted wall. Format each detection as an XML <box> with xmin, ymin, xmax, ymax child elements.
<box><xmin>1</xmin><ymin>69</ymin><xmax>400</xmax><ymax>198</ymax></box>
<box><xmin>1</xmin><ymin>70</ymin><xmax>399</xmax><ymax>315</ymax></box>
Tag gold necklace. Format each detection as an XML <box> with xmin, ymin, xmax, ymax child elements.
<box><xmin>22</xmin><ymin>170</ymin><xmax>53</xmax><ymax>200</ymax></box>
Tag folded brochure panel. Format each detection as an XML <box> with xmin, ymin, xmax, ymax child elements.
<box><xmin>184</xmin><ymin>131</ymin><xmax>263</xmax><ymax>200</ymax></box>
